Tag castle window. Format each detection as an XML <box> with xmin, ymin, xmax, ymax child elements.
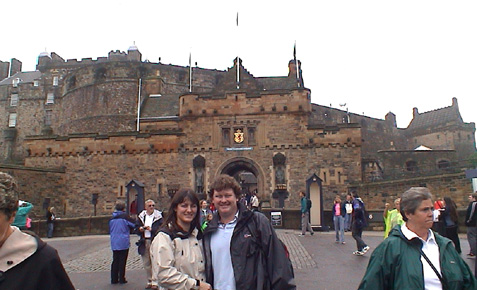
<box><xmin>437</xmin><ymin>160</ymin><xmax>450</xmax><ymax>169</ymax></box>
<box><xmin>12</xmin><ymin>78</ymin><xmax>20</xmax><ymax>87</ymax></box>
<box><xmin>458</xmin><ymin>132</ymin><xmax>461</xmax><ymax>140</ymax></box>
<box><xmin>33</xmin><ymin>80</ymin><xmax>39</xmax><ymax>87</ymax></box>
<box><xmin>405</xmin><ymin>160</ymin><xmax>418</xmax><ymax>172</ymax></box>
<box><xmin>45</xmin><ymin>110</ymin><xmax>52</xmax><ymax>126</ymax></box>
<box><xmin>53</xmin><ymin>76</ymin><xmax>59</xmax><ymax>86</ymax></box>
<box><xmin>222</xmin><ymin>128</ymin><xmax>230</xmax><ymax>146</ymax></box>
<box><xmin>46</xmin><ymin>93</ymin><xmax>54</xmax><ymax>104</ymax></box>
<box><xmin>68</xmin><ymin>76</ymin><xmax>76</xmax><ymax>89</ymax></box>
<box><xmin>8</xmin><ymin>113</ymin><xmax>17</xmax><ymax>127</ymax></box>
<box><xmin>178</xmin><ymin>71</ymin><xmax>186</xmax><ymax>82</ymax></box>
<box><xmin>437</xmin><ymin>134</ymin><xmax>440</xmax><ymax>139</ymax></box>
<box><xmin>323</xmin><ymin>172</ymin><xmax>327</xmax><ymax>183</ymax></box>
<box><xmin>248</xmin><ymin>127</ymin><xmax>256</xmax><ymax>145</ymax></box>
<box><xmin>10</xmin><ymin>94</ymin><xmax>18</xmax><ymax>106</ymax></box>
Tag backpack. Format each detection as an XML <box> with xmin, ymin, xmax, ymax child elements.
<box><xmin>307</xmin><ymin>198</ymin><xmax>312</xmax><ymax>211</ymax></box>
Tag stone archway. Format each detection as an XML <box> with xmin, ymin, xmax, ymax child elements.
<box><xmin>216</xmin><ymin>157</ymin><xmax>265</xmax><ymax>203</ymax></box>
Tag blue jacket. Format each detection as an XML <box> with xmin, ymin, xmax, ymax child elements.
<box><xmin>109</xmin><ymin>211</ymin><xmax>135</xmax><ymax>251</ymax></box>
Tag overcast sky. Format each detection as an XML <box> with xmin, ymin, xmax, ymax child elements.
<box><xmin>2</xmin><ymin>0</ymin><xmax>476</xmax><ymax>129</ymax></box>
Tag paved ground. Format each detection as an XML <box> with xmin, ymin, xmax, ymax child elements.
<box><xmin>48</xmin><ymin>230</ymin><xmax>475</xmax><ymax>290</ymax></box>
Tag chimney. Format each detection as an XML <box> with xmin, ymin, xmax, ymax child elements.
<box><xmin>385</xmin><ymin>112</ymin><xmax>397</xmax><ymax>128</ymax></box>
<box><xmin>10</xmin><ymin>58</ymin><xmax>22</xmax><ymax>76</ymax></box>
<box><xmin>452</xmin><ymin>97</ymin><xmax>458</xmax><ymax>108</ymax></box>
<box><xmin>0</xmin><ymin>60</ymin><xmax>9</xmax><ymax>80</ymax></box>
<box><xmin>413</xmin><ymin>107</ymin><xmax>419</xmax><ymax>117</ymax></box>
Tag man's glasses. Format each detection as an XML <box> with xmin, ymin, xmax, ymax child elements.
<box><xmin>147</xmin><ymin>204</ymin><xmax>155</xmax><ymax>207</ymax></box>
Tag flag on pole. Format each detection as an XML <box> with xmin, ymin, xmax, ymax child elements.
<box><xmin>236</xmin><ymin>12</ymin><xmax>239</xmax><ymax>26</ymax></box>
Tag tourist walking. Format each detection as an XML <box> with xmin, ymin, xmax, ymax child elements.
<box><xmin>465</xmin><ymin>193</ymin><xmax>477</xmax><ymax>258</ymax></box>
<box><xmin>359</xmin><ymin>187</ymin><xmax>476</xmax><ymax>289</ymax></box>
<box><xmin>12</xmin><ymin>199</ymin><xmax>33</xmax><ymax>230</ymax></box>
<box><xmin>150</xmin><ymin>188</ymin><xmax>212</xmax><ymax>290</ymax></box>
<box><xmin>344</xmin><ymin>193</ymin><xmax>353</xmax><ymax>231</ymax></box>
<box><xmin>109</xmin><ymin>201</ymin><xmax>135</xmax><ymax>284</ymax></box>
<box><xmin>136</xmin><ymin>199</ymin><xmax>163</xmax><ymax>289</ymax></box>
<box><xmin>383</xmin><ymin>198</ymin><xmax>403</xmax><ymax>239</ymax></box>
<box><xmin>299</xmin><ymin>190</ymin><xmax>314</xmax><ymax>237</ymax></box>
<box><xmin>349</xmin><ymin>192</ymin><xmax>370</xmax><ymax>256</ymax></box>
<box><xmin>332</xmin><ymin>195</ymin><xmax>346</xmax><ymax>244</ymax></box>
<box><xmin>46</xmin><ymin>206</ymin><xmax>56</xmax><ymax>238</ymax></box>
<box><xmin>442</xmin><ymin>196</ymin><xmax>462</xmax><ymax>254</ymax></box>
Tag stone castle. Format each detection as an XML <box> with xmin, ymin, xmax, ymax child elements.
<box><xmin>1</xmin><ymin>45</ymin><xmax>475</xmax><ymax>223</ymax></box>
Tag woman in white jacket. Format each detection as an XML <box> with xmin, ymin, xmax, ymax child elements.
<box><xmin>150</xmin><ymin>188</ymin><xmax>212</xmax><ymax>290</ymax></box>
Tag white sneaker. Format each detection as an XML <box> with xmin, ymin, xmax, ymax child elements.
<box><xmin>353</xmin><ymin>250</ymin><xmax>364</xmax><ymax>256</ymax></box>
<box><xmin>362</xmin><ymin>246</ymin><xmax>370</xmax><ymax>253</ymax></box>
<box><xmin>298</xmin><ymin>234</ymin><xmax>305</xmax><ymax>237</ymax></box>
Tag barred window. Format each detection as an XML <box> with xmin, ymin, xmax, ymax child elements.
<box><xmin>10</xmin><ymin>94</ymin><xmax>18</xmax><ymax>106</ymax></box>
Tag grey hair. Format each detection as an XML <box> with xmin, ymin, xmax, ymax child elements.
<box><xmin>145</xmin><ymin>199</ymin><xmax>155</xmax><ymax>205</ymax></box>
<box><xmin>400</xmin><ymin>187</ymin><xmax>432</xmax><ymax>221</ymax></box>
<box><xmin>0</xmin><ymin>172</ymin><xmax>18</xmax><ymax>219</ymax></box>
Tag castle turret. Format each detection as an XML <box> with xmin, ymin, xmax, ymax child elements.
<box><xmin>37</xmin><ymin>51</ymin><xmax>51</xmax><ymax>69</ymax></box>
<box><xmin>127</xmin><ymin>44</ymin><xmax>141</xmax><ymax>62</ymax></box>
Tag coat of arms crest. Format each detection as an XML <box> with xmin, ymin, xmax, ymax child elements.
<box><xmin>234</xmin><ymin>129</ymin><xmax>244</xmax><ymax>143</ymax></box>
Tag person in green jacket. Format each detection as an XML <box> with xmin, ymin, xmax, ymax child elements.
<box><xmin>359</xmin><ymin>187</ymin><xmax>476</xmax><ymax>290</ymax></box>
<box><xmin>12</xmin><ymin>200</ymin><xmax>33</xmax><ymax>230</ymax></box>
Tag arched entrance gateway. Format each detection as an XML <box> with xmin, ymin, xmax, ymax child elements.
<box><xmin>216</xmin><ymin>157</ymin><xmax>265</xmax><ymax>205</ymax></box>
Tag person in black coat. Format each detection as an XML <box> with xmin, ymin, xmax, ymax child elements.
<box><xmin>0</xmin><ymin>171</ymin><xmax>74</xmax><ymax>289</ymax></box>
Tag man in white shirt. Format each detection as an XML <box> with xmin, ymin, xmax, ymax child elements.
<box><xmin>136</xmin><ymin>199</ymin><xmax>163</xmax><ymax>289</ymax></box>
<box><xmin>359</xmin><ymin>187</ymin><xmax>476</xmax><ymax>289</ymax></box>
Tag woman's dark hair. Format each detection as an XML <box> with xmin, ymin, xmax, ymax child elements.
<box><xmin>163</xmin><ymin>188</ymin><xmax>200</xmax><ymax>234</ymax></box>
<box><xmin>444</xmin><ymin>196</ymin><xmax>458</xmax><ymax>224</ymax></box>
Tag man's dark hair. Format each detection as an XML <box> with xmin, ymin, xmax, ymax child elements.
<box><xmin>208</xmin><ymin>174</ymin><xmax>241</xmax><ymax>199</ymax></box>
<box><xmin>400</xmin><ymin>187</ymin><xmax>432</xmax><ymax>221</ymax></box>
<box><xmin>115</xmin><ymin>201</ymin><xmax>126</xmax><ymax>211</ymax></box>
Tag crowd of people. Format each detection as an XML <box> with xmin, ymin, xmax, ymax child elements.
<box><xmin>2</xmin><ymin>167</ymin><xmax>477</xmax><ymax>289</ymax></box>
<box><xmin>108</xmin><ymin>174</ymin><xmax>295</xmax><ymax>289</ymax></box>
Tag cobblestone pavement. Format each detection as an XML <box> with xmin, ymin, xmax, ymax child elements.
<box><xmin>62</xmin><ymin>230</ymin><xmax>316</xmax><ymax>273</ymax></box>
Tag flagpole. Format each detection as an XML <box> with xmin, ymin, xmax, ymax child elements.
<box><xmin>236</xmin><ymin>12</ymin><xmax>240</xmax><ymax>90</ymax></box>
<box><xmin>295</xmin><ymin>41</ymin><xmax>300</xmax><ymax>87</ymax></box>
<box><xmin>189</xmin><ymin>52</ymin><xmax>192</xmax><ymax>93</ymax></box>
<box><xmin>136</xmin><ymin>78</ymin><xmax>142</xmax><ymax>131</ymax></box>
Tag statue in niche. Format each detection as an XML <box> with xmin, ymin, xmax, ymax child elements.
<box><xmin>196</xmin><ymin>168</ymin><xmax>204</xmax><ymax>194</ymax></box>
<box><xmin>275</xmin><ymin>166</ymin><xmax>285</xmax><ymax>184</ymax></box>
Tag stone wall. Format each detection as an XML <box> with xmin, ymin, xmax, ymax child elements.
<box><xmin>355</xmin><ymin>171</ymin><xmax>473</xmax><ymax>209</ymax></box>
